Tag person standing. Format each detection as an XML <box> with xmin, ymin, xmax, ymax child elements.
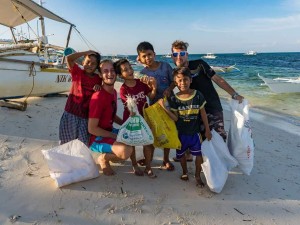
<box><xmin>59</xmin><ymin>50</ymin><xmax>101</xmax><ymax>146</ymax></box>
<box><xmin>171</xmin><ymin>40</ymin><xmax>243</xmax><ymax>161</ymax></box>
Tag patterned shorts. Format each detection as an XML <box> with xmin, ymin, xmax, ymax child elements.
<box><xmin>59</xmin><ymin>111</ymin><xmax>89</xmax><ymax>145</ymax></box>
<box><xmin>200</xmin><ymin>111</ymin><xmax>227</xmax><ymax>142</ymax></box>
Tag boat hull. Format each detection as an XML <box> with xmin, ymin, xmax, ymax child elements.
<box><xmin>0</xmin><ymin>56</ymin><xmax>71</xmax><ymax>99</ymax></box>
<box><xmin>258</xmin><ymin>75</ymin><xmax>300</xmax><ymax>93</ymax></box>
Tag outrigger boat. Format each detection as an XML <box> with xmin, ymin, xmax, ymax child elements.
<box><xmin>258</xmin><ymin>74</ymin><xmax>300</xmax><ymax>93</ymax></box>
<box><xmin>211</xmin><ymin>64</ymin><xmax>240</xmax><ymax>73</ymax></box>
<box><xmin>0</xmin><ymin>0</ymin><xmax>79</xmax><ymax>110</ymax></box>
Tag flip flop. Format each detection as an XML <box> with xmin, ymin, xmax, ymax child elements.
<box><xmin>161</xmin><ymin>161</ymin><xmax>175</xmax><ymax>171</ymax></box>
<box><xmin>133</xmin><ymin>166</ymin><xmax>144</xmax><ymax>176</ymax></box>
<box><xmin>180</xmin><ymin>174</ymin><xmax>189</xmax><ymax>181</ymax></box>
<box><xmin>144</xmin><ymin>169</ymin><xmax>157</xmax><ymax>179</ymax></box>
<box><xmin>137</xmin><ymin>158</ymin><xmax>146</xmax><ymax>166</ymax></box>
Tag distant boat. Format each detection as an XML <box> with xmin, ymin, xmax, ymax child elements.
<box><xmin>211</xmin><ymin>64</ymin><xmax>240</xmax><ymax>73</ymax></box>
<box><xmin>258</xmin><ymin>74</ymin><xmax>300</xmax><ymax>93</ymax></box>
<box><xmin>202</xmin><ymin>53</ymin><xmax>217</xmax><ymax>59</ymax></box>
<box><xmin>244</xmin><ymin>50</ymin><xmax>257</xmax><ymax>56</ymax></box>
<box><xmin>162</xmin><ymin>53</ymin><xmax>172</xmax><ymax>58</ymax></box>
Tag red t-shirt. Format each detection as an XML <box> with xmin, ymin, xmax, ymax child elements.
<box><xmin>64</xmin><ymin>64</ymin><xmax>102</xmax><ymax>118</ymax></box>
<box><xmin>120</xmin><ymin>79</ymin><xmax>151</xmax><ymax>122</ymax></box>
<box><xmin>89</xmin><ymin>88</ymin><xmax>117</xmax><ymax>144</ymax></box>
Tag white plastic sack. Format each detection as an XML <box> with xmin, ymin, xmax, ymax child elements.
<box><xmin>117</xmin><ymin>114</ymin><xmax>154</xmax><ymax>146</ymax></box>
<box><xmin>201</xmin><ymin>130</ymin><xmax>238</xmax><ymax>193</ymax></box>
<box><xmin>227</xmin><ymin>99</ymin><xmax>254</xmax><ymax>175</ymax></box>
<box><xmin>42</xmin><ymin>139</ymin><xmax>99</xmax><ymax>187</ymax></box>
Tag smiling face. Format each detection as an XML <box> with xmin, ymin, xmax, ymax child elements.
<box><xmin>83</xmin><ymin>55</ymin><xmax>98</xmax><ymax>74</ymax></box>
<box><xmin>138</xmin><ymin>50</ymin><xmax>155</xmax><ymax>67</ymax></box>
<box><xmin>171</xmin><ymin>48</ymin><xmax>188</xmax><ymax>67</ymax></box>
<box><xmin>100</xmin><ymin>61</ymin><xmax>116</xmax><ymax>86</ymax></box>
<box><xmin>120</xmin><ymin>62</ymin><xmax>134</xmax><ymax>80</ymax></box>
<box><xmin>174</xmin><ymin>73</ymin><xmax>192</xmax><ymax>92</ymax></box>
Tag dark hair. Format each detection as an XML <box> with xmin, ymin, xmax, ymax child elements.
<box><xmin>113</xmin><ymin>58</ymin><xmax>130</xmax><ymax>77</ymax></box>
<box><xmin>137</xmin><ymin>41</ymin><xmax>154</xmax><ymax>53</ymax></box>
<box><xmin>171</xmin><ymin>40</ymin><xmax>189</xmax><ymax>51</ymax></box>
<box><xmin>87</xmin><ymin>52</ymin><xmax>101</xmax><ymax>72</ymax></box>
<box><xmin>99</xmin><ymin>59</ymin><xmax>113</xmax><ymax>73</ymax></box>
<box><xmin>173</xmin><ymin>67</ymin><xmax>191</xmax><ymax>78</ymax></box>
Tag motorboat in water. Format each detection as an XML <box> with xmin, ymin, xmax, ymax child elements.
<box><xmin>202</xmin><ymin>53</ymin><xmax>217</xmax><ymax>59</ymax></box>
<box><xmin>244</xmin><ymin>50</ymin><xmax>257</xmax><ymax>56</ymax></box>
<box><xmin>258</xmin><ymin>74</ymin><xmax>300</xmax><ymax>93</ymax></box>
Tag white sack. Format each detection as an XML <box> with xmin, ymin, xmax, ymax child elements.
<box><xmin>42</xmin><ymin>139</ymin><xmax>99</xmax><ymax>187</ymax></box>
<box><xmin>227</xmin><ymin>99</ymin><xmax>254</xmax><ymax>175</ymax></box>
<box><xmin>201</xmin><ymin>130</ymin><xmax>238</xmax><ymax>193</ymax></box>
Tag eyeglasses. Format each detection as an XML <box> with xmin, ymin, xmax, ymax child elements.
<box><xmin>172</xmin><ymin>51</ymin><xmax>187</xmax><ymax>57</ymax></box>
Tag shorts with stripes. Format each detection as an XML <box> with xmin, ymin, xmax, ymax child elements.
<box><xmin>59</xmin><ymin>111</ymin><xmax>89</xmax><ymax>146</ymax></box>
<box><xmin>176</xmin><ymin>133</ymin><xmax>202</xmax><ymax>159</ymax></box>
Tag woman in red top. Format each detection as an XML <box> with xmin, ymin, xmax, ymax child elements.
<box><xmin>59</xmin><ymin>50</ymin><xmax>102</xmax><ymax>145</ymax></box>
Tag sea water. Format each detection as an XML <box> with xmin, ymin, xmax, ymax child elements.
<box><xmin>128</xmin><ymin>52</ymin><xmax>300</xmax><ymax>124</ymax></box>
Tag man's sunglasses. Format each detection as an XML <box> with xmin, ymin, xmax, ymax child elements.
<box><xmin>172</xmin><ymin>51</ymin><xmax>187</xmax><ymax>57</ymax></box>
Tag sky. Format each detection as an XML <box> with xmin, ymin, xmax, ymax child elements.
<box><xmin>1</xmin><ymin>0</ymin><xmax>300</xmax><ymax>55</ymax></box>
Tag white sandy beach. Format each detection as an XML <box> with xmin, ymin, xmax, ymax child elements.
<box><xmin>1</xmin><ymin>81</ymin><xmax>300</xmax><ymax>225</ymax></box>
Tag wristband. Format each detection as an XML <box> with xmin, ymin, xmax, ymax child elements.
<box><xmin>231</xmin><ymin>92</ymin><xmax>239</xmax><ymax>99</ymax></box>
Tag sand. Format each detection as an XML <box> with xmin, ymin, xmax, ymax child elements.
<box><xmin>0</xmin><ymin>82</ymin><xmax>300</xmax><ymax>225</ymax></box>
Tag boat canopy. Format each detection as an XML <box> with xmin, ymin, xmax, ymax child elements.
<box><xmin>0</xmin><ymin>0</ymin><xmax>73</xmax><ymax>28</ymax></box>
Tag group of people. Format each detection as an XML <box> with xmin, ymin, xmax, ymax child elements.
<box><xmin>58</xmin><ymin>40</ymin><xmax>243</xmax><ymax>187</ymax></box>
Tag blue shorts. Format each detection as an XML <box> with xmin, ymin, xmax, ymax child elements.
<box><xmin>176</xmin><ymin>133</ymin><xmax>202</xmax><ymax>159</ymax></box>
<box><xmin>90</xmin><ymin>128</ymin><xmax>119</xmax><ymax>153</ymax></box>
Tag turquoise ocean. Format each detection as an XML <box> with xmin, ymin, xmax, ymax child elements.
<box><xmin>128</xmin><ymin>52</ymin><xmax>300</xmax><ymax>124</ymax></box>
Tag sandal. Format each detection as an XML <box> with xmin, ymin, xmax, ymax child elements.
<box><xmin>137</xmin><ymin>158</ymin><xmax>146</xmax><ymax>166</ymax></box>
<box><xmin>180</xmin><ymin>174</ymin><xmax>189</xmax><ymax>181</ymax></box>
<box><xmin>161</xmin><ymin>161</ymin><xmax>175</xmax><ymax>171</ymax></box>
<box><xmin>144</xmin><ymin>169</ymin><xmax>157</xmax><ymax>179</ymax></box>
<box><xmin>195</xmin><ymin>176</ymin><xmax>205</xmax><ymax>187</ymax></box>
<box><xmin>133</xmin><ymin>165</ymin><xmax>144</xmax><ymax>176</ymax></box>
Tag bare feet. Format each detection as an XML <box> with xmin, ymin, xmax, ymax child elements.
<box><xmin>144</xmin><ymin>168</ymin><xmax>157</xmax><ymax>178</ymax></box>
<box><xmin>195</xmin><ymin>176</ymin><xmax>205</xmax><ymax>188</ymax></box>
<box><xmin>98</xmin><ymin>155</ymin><xmax>115</xmax><ymax>176</ymax></box>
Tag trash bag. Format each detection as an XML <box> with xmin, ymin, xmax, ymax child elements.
<box><xmin>143</xmin><ymin>101</ymin><xmax>181</xmax><ymax>149</ymax></box>
<box><xmin>117</xmin><ymin>114</ymin><xmax>154</xmax><ymax>146</ymax></box>
<box><xmin>201</xmin><ymin>130</ymin><xmax>238</xmax><ymax>193</ymax></box>
<box><xmin>227</xmin><ymin>99</ymin><xmax>254</xmax><ymax>175</ymax></box>
<box><xmin>42</xmin><ymin>139</ymin><xmax>99</xmax><ymax>187</ymax></box>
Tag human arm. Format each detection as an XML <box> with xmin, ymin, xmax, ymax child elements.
<box><xmin>200</xmin><ymin>108</ymin><xmax>212</xmax><ymax>141</ymax></box>
<box><xmin>114</xmin><ymin>115</ymin><xmax>123</xmax><ymax>125</ymax></box>
<box><xmin>66</xmin><ymin>50</ymin><xmax>97</xmax><ymax>69</ymax></box>
<box><xmin>158</xmin><ymin>99</ymin><xmax>178</xmax><ymax>121</ymax></box>
<box><xmin>163</xmin><ymin>81</ymin><xmax>176</xmax><ymax>97</ymax></box>
<box><xmin>88</xmin><ymin>118</ymin><xmax>117</xmax><ymax>139</ymax></box>
<box><xmin>211</xmin><ymin>74</ymin><xmax>244</xmax><ymax>103</ymax></box>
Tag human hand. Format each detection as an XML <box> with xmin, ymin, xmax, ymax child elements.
<box><xmin>130</xmin><ymin>111</ymin><xmax>136</xmax><ymax>117</ymax></box>
<box><xmin>205</xmin><ymin>130</ymin><xmax>212</xmax><ymax>141</ymax></box>
<box><xmin>236</xmin><ymin>95</ymin><xmax>244</xmax><ymax>103</ymax></box>
<box><xmin>163</xmin><ymin>88</ymin><xmax>172</xmax><ymax>97</ymax></box>
<box><xmin>93</xmin><ymin>84</ymin><xmax>101</xmax><ymax>91</ymax></box>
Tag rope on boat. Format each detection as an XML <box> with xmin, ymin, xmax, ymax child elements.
<box><xmin>73</xmin><ymin>28</ymin><xmax>99</xmax><ymax>52</ymax></box>
<box><xmin>23</xmin><ymin>62</ymin><xmax>37</xmax><ymax>106</ymax></box>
